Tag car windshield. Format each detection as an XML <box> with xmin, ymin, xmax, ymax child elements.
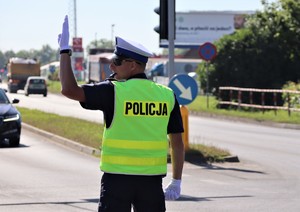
<box><xmin>0</xmin><ymin>90</ymin><xmax>10</xmax><ymax>104</ymax></box>
<box><xmin>30</xmin><ymin>79</ymin><xmax>45</xmax><ymax>84</ymax></box>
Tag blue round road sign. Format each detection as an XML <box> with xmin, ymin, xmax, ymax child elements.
<box><xmin>168</xmin><ymin>74</ymin><xmax>198</xmax><ymax>105</ymax></box>
<box><xmin>198</xmin><ymin>42</ymin><xmax>217</xmax><ymax>61</ymax></box>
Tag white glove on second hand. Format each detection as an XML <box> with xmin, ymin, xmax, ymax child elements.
<box><xmin>57</xmin><ymin>15</ymin><xmax>70</xmax><ymax>50</ymax></box>
<box><xmin>164</xmin><ymin>178</ymin><xmax>181</xmax><ymax>200</ymax></box>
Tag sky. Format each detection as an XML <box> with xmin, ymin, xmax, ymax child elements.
<box><xmin>0</xmin><ymin>0</ymin><xmax>277</xmax><ymax>54</ymax></box>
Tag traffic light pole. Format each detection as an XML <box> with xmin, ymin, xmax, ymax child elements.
<box><xmin>168</xmin><ymin>0</ymin><xmax>175</xmax><ymax>79</ymax></box>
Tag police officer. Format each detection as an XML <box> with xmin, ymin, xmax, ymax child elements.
<box><xmin>58</xmin><ymin>15</ymin><xmax>184</xmax><ymax>212</ymax></box>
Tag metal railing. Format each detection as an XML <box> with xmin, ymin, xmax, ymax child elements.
<box><xmin>218</xmin><ymin>86</ymin><xmax>300</xmax><ymax>115</ymax></box>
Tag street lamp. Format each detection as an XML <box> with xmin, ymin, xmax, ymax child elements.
<box><xmin>95</xmin><ymin>32</ymin><xmax>97</xmax><ymax>47</ymax></box>
<box><xmin>111</xmin><ymin>24</ymin><xmax>115</xmax><ymax>48</ymax></box>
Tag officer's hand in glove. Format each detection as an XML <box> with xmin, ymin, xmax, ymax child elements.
<box><xmin>164</xmin><ymin>178</ymin><xmax>181</xmax><ymax>200</ymax></box>
<box><xmin>57</xmin><ymin>15</ymin><xmax>70</xmax><ymax>50</ymax></box>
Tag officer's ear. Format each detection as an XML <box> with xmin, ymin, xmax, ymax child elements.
<box><xmin>130</xmin><ymin>61</ymin><xmax>139</xmax><ymax>70</ymax></box>
<box><xmin>133</xmin><ymin>60</ymin><xmax>145</xmax><ymax>71</ymax></box>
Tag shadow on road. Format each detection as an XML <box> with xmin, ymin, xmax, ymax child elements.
<box><xmin>177</xmin><ymin>194</ymin><xmax>253</xmax><ymax>202</ymax></box>
<box><xmin>202</xmin><ymin>163</ymin><xmax>266</xmax><ymax>174</ymax></box>
<box><xmin>0</xmin><ymin>198</ymin><xmax>98</xmax><ymax>207</ymax></box>
<box><xmin>0</xmin><ymin>142</ymin><xmax>29</xmax><ymax>148</ymax></box>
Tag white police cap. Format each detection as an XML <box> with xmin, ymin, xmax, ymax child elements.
<box><xmin>113</xmin><ymin>36</ymin><xmax>153</xmax><ymax>63</ymax></box>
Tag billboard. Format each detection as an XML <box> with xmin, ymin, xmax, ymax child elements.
<box><xmin>73</xmin><ymin>37</ymin><xmax>83</xmax><ymax>51</ymax></box>
<box><xmin>72</xmin><ymin>37</ymin><xmax>84</xmax><ymax>72</ymax></box>
<box><xmin>71</xmin><ymin>37</ymin><xmax>84</xmax><ymax>80</ymax></box>
<box><xmin>160</xmin><ymin>11</ymin><xmax>252</xmax><ymax>48</ymax></box>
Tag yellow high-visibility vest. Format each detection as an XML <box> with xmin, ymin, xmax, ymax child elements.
<box><xmin>100</xmin><ymin>79</ymin><xmax>175</xmax><ymax>175</ymax></box>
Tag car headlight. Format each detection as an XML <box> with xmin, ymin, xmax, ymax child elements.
<box><xmin>3</xmin><ymin>114</ymin><xmax>20</xmax><ymax>122</ymax></box>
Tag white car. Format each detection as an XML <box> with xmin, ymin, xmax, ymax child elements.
<box><xmin>24</xmin><ymin>76</ymin><xmax>47</xmax><ymax>97</ymax></box>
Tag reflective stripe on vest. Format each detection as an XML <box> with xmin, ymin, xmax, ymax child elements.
<box><xmin>100</xmin><ymin>79</ymin><xmax>175</xmax><ymax>175</ymax></box>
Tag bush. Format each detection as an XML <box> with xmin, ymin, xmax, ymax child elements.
<box><xmin>282</xmin><ymin>81</ymin><xmax>300</xmax><ymax>108</ymax></box>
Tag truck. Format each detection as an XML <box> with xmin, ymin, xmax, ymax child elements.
<box><xmin>86</xmin><ymin>53</ymin><xmax>113</xmax><ymax>83</ymax></box>
<box><xmin>147</xmin><ymin>58</ymin><xmax>202</xmax><ymax>78</ymax></box>
<box><xmin>146</xmin><ymin>58</ymin><xmax>202</xmax><ymax>93</ymax></box>
<box><xmin>7</xmin><ymin>58</ymin><xmax>41</xmax><ymax>93</ymax></box>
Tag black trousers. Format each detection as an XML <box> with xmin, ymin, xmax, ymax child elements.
<box><xmin>98</xmin><ymin>173</ymin><xmax>166</xmax><ymax>212</ymax></box>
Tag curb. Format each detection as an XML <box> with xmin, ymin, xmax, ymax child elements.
<box><xmin>189</xmin><ymin>111</ymin><xmax>300</xmax><ymax>130</ymax></box>
<box><xmin>223</xmin><ymin>155</ymin><xmax>240</xmax><ymax>162</ymax></box>
<box><xmin>22</xmin><ymin>123</ymin><xmax>239</xmax><ymax>164</ymax></box>
<box><xmin>22</xmin><ymin>123</ymin><xmax>101</xmax><ymax>156</ymax></box>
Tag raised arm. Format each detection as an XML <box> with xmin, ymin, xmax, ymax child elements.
<box><xmin>58</xmin><ymin>15</ymin><xmax>85</xmax><ymax>102</ymax></box>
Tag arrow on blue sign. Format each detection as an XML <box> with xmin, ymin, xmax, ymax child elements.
<box><xmin>173</xmin><ymin>79</ymin><xmax>192</xmax><ymax>100</ymax></box>
<box><xmin>168</xmin><ymin>74</ymin><xmax>198</xmax><ymax>105</ymax></box>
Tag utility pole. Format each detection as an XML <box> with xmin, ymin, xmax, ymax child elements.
<box><xmin>168</xmin><ymin>0</ymin><xmax>175</xmax><ymax>79</ymax></box>
<box><xmin>68</xmin><ymin>0</ymin><xmax>77</xmax><ymax>38</ymax></box>
<box><xmin>73</xmin><ymin>0</ymin><xmax>77</xmax><ymax>37</ymax></box>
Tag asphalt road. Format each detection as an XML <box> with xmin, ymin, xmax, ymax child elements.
<box><xmin>3</xmin><ymin>127</ymin><xmax>297</xmax><ymax>212</ymax></box>
<box><xmin>1</xmin><ymin>129</ymin><xmax>100</xmax><ymax>212</ymax></box>
<box><xmin>1</xmin><ymin>85</ymin><xmax>300</xmax><ymax>211</ymax></box>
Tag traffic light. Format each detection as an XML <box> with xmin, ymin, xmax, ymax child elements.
<box><xmin>154</xmin><ymin>0</ymin><xmax>169</xmax><ymax>40</ymax></box>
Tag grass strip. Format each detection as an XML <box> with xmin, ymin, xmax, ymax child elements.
<box><xmin>18</xmin><ymin>107</ymin><xmax>103</xmax><ymax>150</ymax></box>
<box><xmin>17</xmin><ymin>106</ymin><xmax>230</xmax><ymax>163</ymax></box>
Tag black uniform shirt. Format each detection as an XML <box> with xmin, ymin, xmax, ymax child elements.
<box><xmin>80</xmin><ymin>73</ymin><xmax>184</xmax><ymax>134</ymax></box>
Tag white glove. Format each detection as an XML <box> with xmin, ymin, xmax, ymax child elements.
<box><xmin>164</xmin><ymin>178</ymin><xmax>181</xmax><ymax>200</ymax></box>
<box><xmin>58</xmin><ymin>15</ymin><xmax>70</xmax><ymax>50</ymax></box>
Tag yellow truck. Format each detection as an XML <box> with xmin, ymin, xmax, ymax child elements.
<box><xmin>7</xmin><ymin>58</ymin><xmax>41</xmax><ymax>93</ymax></box>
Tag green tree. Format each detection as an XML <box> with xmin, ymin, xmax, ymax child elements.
<box><xmin>0</xmin><ymin>52</ymin><xmax>5</xmax><ymax>68</ymax></box>
<box><xmin>16</xmin><ymin>50</ymin><xmax>32</xmax><ymax>59</ymax></box>
<box><xmin>0</xmin><ymin>45</ymin><xmax>58</xmax><ymax>67</ymax></box>
<box><xmin>198</xmin><ymin>0</ymin><xmax>300</xmax><ymax>105</ymax></box>
<box><xmin>37</xmin><ymin>45</ymin><xmax>59</xmax><ymax>65</ymax></box>
<box><xmin>4</xmin><ymin>50</ymin><xmax>16</xmax><ymax>63</ymax></box>
<box><xmin>86</xmin><ymin>38</ymin><xmax>114</xmax><ymax>53</ymax></box>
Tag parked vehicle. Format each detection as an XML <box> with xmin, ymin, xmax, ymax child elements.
<box><xmin>0</xmin><ymin>88</ymin><xmax>21</xmax><ymax>147</ymax></box>
<box><xmin>24</xmin><ymin>76</ymin><xmax>47</xmax><ymax>97</ymax></box>
<box><xmin>86</xmin><ymin>53</ymin><xmax>113</xmax><ymax>83</ymax></box>
<box><xmin>7</xmin><ymin>57</ymin><xmax>41</xmax><ymax>93</ymax></box>
<box><xmin>147</xmin><ymin>58</ymin><xmax>202</xmax><ymax>78</ymax></box>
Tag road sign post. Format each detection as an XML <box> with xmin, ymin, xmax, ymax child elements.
<box><xmin>180</xmin><ymin>105</ymin><xmax>189</xmax><ymax>150</ymax></box>
<box><xmin>168</xmin><ymin>0</ymin><xmax>175</xmax><ymax>79</ymax></box>
<box><xmin>198</xmin><ymin>42</ymin><xmax>217</xmax><ymax>109</ymax></box>
<box><xmin>169</xmin><ymin>74</ymin><xmax>198</xmax><ymax>150</ymax></box>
